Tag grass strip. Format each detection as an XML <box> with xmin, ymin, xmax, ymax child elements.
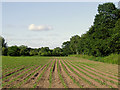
<box><xmin>57</xmin><ymin>60</ymin><xmax>67</xmax><ymax>88</ymax></box>
<box><xmin>60</xmin><ymin>61</ymin><xmax>82</xmax><ymax>88</ymax></box>
<box><xmin>65</xmin><ymin>61</ymin><xmax>113</xmax><ymax>88</ymax></box>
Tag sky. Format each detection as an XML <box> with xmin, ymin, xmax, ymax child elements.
<box><xmin>2</xmin><ymin>2</ymin><xmax>119</xmax><ymax>49</ymax></box>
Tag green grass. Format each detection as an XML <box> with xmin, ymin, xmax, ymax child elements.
<box><xmin>69</xmin><ymin>54</ymin><xmax>119</xmax><ymax>64</ymax></box>
<box><xmin>2</xmin><ymin>56</ymin><xmax>52</xmax><ymax>73</ymax></box>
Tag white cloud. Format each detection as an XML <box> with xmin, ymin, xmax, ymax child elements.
<box><xmin>28</xmin><ymin>24</ymin><xmax>53</xmax><ymax>31</ymax></box>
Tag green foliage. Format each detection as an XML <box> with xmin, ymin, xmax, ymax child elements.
<box><xmin>62</xmin><ymin>41</ymin><xmax>72</xmax><ymax>56</ymax></box>
<box><xmin>62</xmin><ymin>2</ymin><xmax>120</xmax><ymax>57</ymax></box>
<box><xmin>70</xmin><ymin>35</ymin><xmax>80</xmax><ymax>54</ymax></box>
<box><xmin>0</xmin><ymin>36</ymin><xmax>7</xmax><ymax>48</ymax></box>
<box><xmin>29</xmin><ymin>49</ymin><xmax>38</xmax><ymax>56</ymax></box>
<box><xmin>2</xmin><ymin>47</ymin><xmax>8</xmax><ymax>56</ymax></box>
<box><xmin>1</xmin><ymin>2</ymin><xmax>120</xmax><ymax>58</ymax></box>
<box><xmin>19</xmin><ymin>45</ymin><xmax>30</xmax><ymax>56</ymax></box>
<box><xmin>38</xmin><ymin>47</ymin><xmax>51</xmax><ymax>56</ymax></box>
<box><xmin>0</xmin><ymin>36</ymin><xmax>7</xmax><ymax>56</ymax></box>
<box><xmin>52</xmin><ymin>47</ymin><xmax>63</xmax><ymax>56</ymax></box>
<box><xmin>7</xmin><ymin>46</ymin><xmax>20</xmax><ymax>56</ymax></box>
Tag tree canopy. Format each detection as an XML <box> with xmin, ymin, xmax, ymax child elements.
<box><xmin>1</xmin><ymin>2</ymin><xmax>120</xmax><ymax>57</ymax></box>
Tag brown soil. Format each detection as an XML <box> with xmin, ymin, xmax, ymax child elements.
<box><xmin>64</xmin><ymin>60</ymin><xmax>108</xmax><ymax>88</ymax></box>
<box><xmin>61</xmin><ymin>60</ymin><xmax>93</xmax><ymax>88</ymax></box>
<box><xmin>2</xmin><ymin>58</ymin><xmax>118</xmax><ymax>88</ymax></box>
<box><xmin>20</xmin><ymin>60</ymin><xmax>52</xmax><ymax>88</ymax></box>
<box><xmin>69</xmin><ymin>58</ymin><xmax>118</xmax><ymax>76</ymax></box>
<box><xmin>51</xmin><ymin>60</ymin><xmax>64</xmax><ymax>88</ymax></box>
<box><xmin>2</xmin><ymin>65</ymin><xmax>35</xmax><ymax>85</ymax></box>
<box><xmin>2</xmin><ymin>66</ymin><xmax>25</xmax><ymax>79</ymax></box>
<box><xmin>36</xmin><ymin>60</ymin><xmax>54</xmax><ymax>88</ymax></box>
<box><xmin>66</xmin><ymin>60</ymin><xmax>118</xmax><ymax>88</ymax></box>
<box><xmin>78</xmin><ymin>61</ymin><xmax>118</xmax><ymax>79</ymax></box>
<box><xmin>3</xmin><ymin>65</ymin><xmax>40</xmax><ymax>88</ymax></box>
<box><xmin>2</xmin><ymin>65</ymin><xmax>26</xmax><ymax>76</ymax></box>
<box><xmin>58</xmin><ymin>60</ymin><xmax>79</xmax><ymax>88</ymax></box>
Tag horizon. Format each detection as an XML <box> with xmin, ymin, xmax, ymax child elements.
<box><xmin>2</xmin><ymin>2</ymin><xmax>118</xmax><ymax>49</ymax></box>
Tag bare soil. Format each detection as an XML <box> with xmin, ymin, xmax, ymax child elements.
<box><xmin>2</xmin><ymin>58</ymin><xmax>118</xmax><ymax>88</ymax></box>
<box><xmin>66</xmin><ymin>60</ymin><xmax>118</xmax><ymax>88</ymax></box>
<box><xmin>36</xmin><ymin>60</ymin><xmax>54</xmax><ymax>88</ymax></box>
<box><xmin>58</xmin><ymin>60</ymin><xmax>79</xmax><ymax>88</ymax></box>
<box><xmin>51</xmin><ymin>60</ymin><xmax>64</xmax><ymax>88</ymax></box>
<box><xmin>20</xmin><ymin>60</ymin><xmax>52</xmax><ymax>88</ymax></box>
<box><xmin>64</xmin><ymin>60</ymin><xmax>108</xmax><ymax>88</ymax></box>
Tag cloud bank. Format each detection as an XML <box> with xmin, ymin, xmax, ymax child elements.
<box><xmin>28</xmin><ymin>24</ymin><xmax>53</xmax><ymax>31</ymax></box>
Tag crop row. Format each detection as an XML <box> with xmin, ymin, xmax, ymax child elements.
<box><xmin>57</xmin><ymin>60</ymin><xmax>118</xmax><ymax>88</ymax></box>
<box><xmin>2</xmin><ymin>59</ymin><xmax>118</xmax><ymax>88</ymax></box>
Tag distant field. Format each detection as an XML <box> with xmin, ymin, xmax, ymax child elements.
<box><xmin>2</xmin><ymin>56</ymin><xmax>118</xmax><ymax>88</ymax></box>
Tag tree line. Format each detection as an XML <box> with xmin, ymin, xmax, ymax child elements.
<box><xmin>62</xmin><ymin>2</ymin><xmax>120</xmax><ymax>57</ymax></box>
<box><xmin>1</xmin><ymin>2</ymin><xmax>120</xmax><ymax>57</ymax></box>
<box><xmin>0</xmin><ymin>41</ymin><xmax>65</xmax><ymax>56</ymax></box>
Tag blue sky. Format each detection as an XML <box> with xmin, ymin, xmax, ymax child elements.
<box><xmin>2</xmin><ymin>2</ymin><xmax>118</xmax><ymax>49</ymax></box>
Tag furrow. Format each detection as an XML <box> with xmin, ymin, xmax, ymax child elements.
<box><xmin>7</xmin><ymin>65</ymin><xmax>40</xmax><ymax>88</ymax></box>
<box><xmin>67</xmin><ymin>60</ymin><xmax>118</xmax><ymax>88</ymax></box>
<box><xmin>35</xmin><ymin>60</ymin><xmax>54</xmax><ymax>88</ymax></box>
<box><xmin>64</xmin><ymin>60</ymin><xmax>108</xmax><ymax>88</ymax></box>
<box><xmin>60</xmin><ymin>60</ymin><xmax>85</xmax><ymax>88</ymax></box>
<box><xmin>21</xmin><ymin>60</ymin><xmax>52</xmax><ymax>88</ymax></box>
<box><xmin>74</xmin><ymin>61</ymin><xmax>118</xmax><ymax>79</ymax></box>
<box><xmin>58</xmin><ymin>60</ymin><xmax>79</xmax><ymax>88</ymax></box>
<box><xmin>2</xmin><ymin>65</ymin><xmax>34</xmax><ymax>87</ymax></box>
<box><xmin>57</xmin><ymin>60</ymin><xmax>67</xmax><ymax>88</ymax></box>
<box><xmin>51</xmin><ymin>59</ymin><xmax>64</xmax><ymax>88</ymax></box>
<box><xmin>2</xmin><ymin>66</ymin><xmax>26</xmax><ymax>79</ymax></box>
<box><xmin>2</xmin><ymin>65</ymin><xmax>36</xmax><ymax>88</ymax></box>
